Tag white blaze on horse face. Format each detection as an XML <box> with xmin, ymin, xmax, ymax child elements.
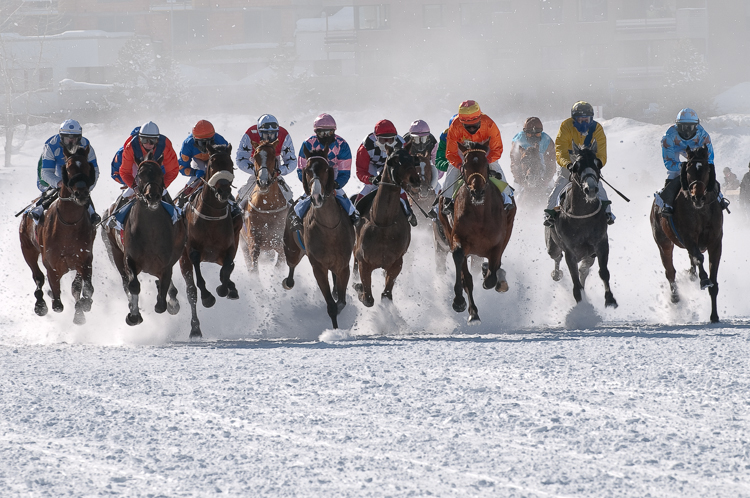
<box><xmin>257</xmin><ymin>150</ymin><xmax>269</xmax><ymax>184</ymax></box>
<box><xmin>311</xmin><ymin>177</ymin><xmax>322</xmax><ymax>201</ymax></box>
<box><xmin>583</xmin><ymin>167</ymin><xmax>599</xmax><ymax>201</ymax></box>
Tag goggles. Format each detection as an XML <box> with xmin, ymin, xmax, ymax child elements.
<box><xmin>61</xmin><ymin>135</ymin><xmax>81</xmax><ymax>146</ymax></box>
<box><xmin>676</xmin><ymin>123</ymin><xmax>697</xmax><ymax>138</ymax></box>
<box><xmin>315</xmin><ymin>129</ymin><xmax>335</xmax><ymax>138</ymax></box>
<box><xmin>140</xmin><ymin>136</ymin><xmax>158</xmax><ymax>146</ymax></box>
<box><xmin>259</xmin><ymin>130</ymin><xmax>278</xmax><ymax>141</ymax></box>
<box><xmin>411</xmin><ymin>135</ymin><xmax>429</xmax><ymax>144</ymax></box>
<box><xmin>195</xmin><ymin>138</ymin><xmax>212</xmax><ymax>151</ymax></box>
<box><xmin>524</xmin><ymin>131</ymin><xmax>542</xmax><ymax>137</ymax></box>
<box><xmin>377</xmin><ymin>135</ymin><xmax>396</xmax><ymax>146</ymax></box>
<box><xmin>574</xmin><ymin>116</ymin><xmax>592</xmax><ymax>124</ymax></box>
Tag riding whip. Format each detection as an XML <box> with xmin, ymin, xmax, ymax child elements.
<box><xmin>599</xmin><ymin>173</ymin><xmax>630</xmax><ymax>203</ymax></box>
<box><xmin>404</xmin><ymin>189</ymin><xmax>432</xmax><ymax>219</ymax></box>
<box><xmin>15</xmin><ymin>197</ymin><xmax>40</xmax><ymax>217</ymax></box>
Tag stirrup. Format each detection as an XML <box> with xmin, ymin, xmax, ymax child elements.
<box><xmin>407</xmin><ymin>212</ymin><xmax>418</xmax><ymax>227</ymax></box>
<box><xmin>290</xmin><ymin>213</ymin><xmax>303</xmax><ymax>232</ymax></box>
<box><xmin>350</xmin><ymin>212</ymin><xmax>362</xmax><ymax>227</ymax></box>
<box><xmin>29</xmin><ymin>205</ymin><xmax>44</xmax><ymax>221</ymax></box>
<box><xmin>427</xmin><ymin>207</ymin><xmax>438</xmax><ymax>220</ymax></box>
<box><xmin>606</xmin><ymin>212</ymin><xmax>615</xmax><ymax>225</ymax></box>
<box><xmin>720</xmin><ymin>197</ymin><xmax>731</xmax><ymax>211</ymax></box>
<box><xmin>442</xmin><ymin>199</ymin><xmax>454</xmax><ymax>216</ymax></box>
<box><xmin>661</xmin><ymin>205</ymin><xmax>674</xmax><ymax>218</ymax></box>
<box><xmin>90</xmin><ymin>212</ymin><xmax>102</xmax><ymax>225</ymax></box>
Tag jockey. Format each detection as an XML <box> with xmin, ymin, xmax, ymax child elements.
<box><xmin>723</xmin><ymin>167</ymin><xmax>740</xmax><ymax>191</ymax></box>
<box><xmin>403</xmin><ymin>119</ymin><xmax>440</xmax><ymax>193</ymax></box>
<box><xmin>176</xmin><ymin>119</ymin><xmax>240</xmax><ymax>216</ymax></box>
<box><xmin>544</xmin><ymin>101</ymin><xmax>614</xmax><ymax>226</ymax></box>
<box><xmin>656</xmin><ymin>108</ymin><xmax>729</xmax><ymax>217</ymax></box>
<box><xmin>290</xmin><ymin>113</ymin><xmax>359</xmax><ymax>231</ymax></box>
<box><xmin>435</xmin><ymin>114</ymin><xmax>456</xmax><ymax>175</ymax></box>
<box><xmin>236</xmin><ymin>113</ymin><xmax>296</xmax><ymax>207</ymax></box>
<box><xmin>106</xmin><ymin>121</ymin><xmax>180</xmax><ymax>227</ymax></box>
<box><xmin>442</xmin><ymin>100</ymin><xmax>514</xmax><ymax>215</ymax></box>
<box><xmin>355</xmin><ymin>119</ymin><xmax>418</xmax><ymax>227</ymax></box>
<box><xmin>30</xmin><ymin>119</ymin><xmax>100</xmax><ymax>224</ymax></box>
<box><xmin>509</xmin><ymin>117</ymin><xmax>556</xmax><ymax>190</ymax></box>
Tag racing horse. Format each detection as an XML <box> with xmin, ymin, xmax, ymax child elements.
<box><xmin>354</xmin><ymin>148</ymin><xmax>420</xmax><ymax>306</ymax></box>
<box><xmin>650</xmin><ymin>145</ymin><xmax>722</xmax><ymax>322</ymax></box>
<box><xmin>102</xmin><ymin>153</ymin><xmax>186</xmax><ymax>325</ymax></box>
<box><xmin>19</xmin><ymin>146</ymin><xmax>97</xmax><ymax>324</ymax></box>
<box><xmin>545</xmin><ymin>141</ymin><xmax>617</xmax><ymax>308</ymax></box>
<box><xmin>513</xmin><ymin>143</ymin><xmax>553</xmax><ymax>206</ymax></box>
<box><xmin>437</xmin><ymin>140</ymin><xmax>516</xmax><ymax>323</ymax></box>
<box><xmin>240</xmin><ymin>139</ymin><xmax>289</xmax><ymax>271</ymax></box>
<box><xmin>281</xmin><ymin>148</ymin><xmax>355</xmax><ymax>329</ymax></box>
<box><xmin>179</xmin><ymin>143</ymin><xmax>243</xmax><ymax>338</ymax></box>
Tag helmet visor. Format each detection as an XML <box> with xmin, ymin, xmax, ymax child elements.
<box><xmin>676</xmin><ymin>123</ymin><xmax>697</xmax><ymax>140</ymax></box>
<box><xmin>141</xmin><ymin>136</ymin><xmax>158</xmax><ymax>146</ymax></box>
<box><xmin>259</xmin><ymin>130</ymin><xmax>278</xmax><ymax>142</ymax></box>
<box><xmin>61</xmin><ymin>135</ymin><xmax>81</xmax><ymax>148</ymax></box>
<box><xmin>315</xmin><ymin>129</ymin><xmax>335</xmax><ymax>138</ymax></box>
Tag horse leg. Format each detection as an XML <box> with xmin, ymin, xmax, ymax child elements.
<box><xmin>451</xmin><ymin>247</ymin><xmax>467</xmax><ymax>313</ymax></box>
<box><xmin>334</xmin><ymin>265</ymin><xmax>350</xmax><ymax>315</ymax></box>
<box><xmin>685</xmin><ymin>243</ymin><xmax>711</xmax><ymax>290</ymax></box>
<box><xmin>354</xmin><ymin>260</ymin><xmax>375</xmax><ymax>307</ymax></box>
<box><xmin>125</xmin><ymin>257</ymin><xmax>143</xmax><ymax>325</ymax></box>
<box><xmin>282</xmin><ymin>263</ymin><xmax>297</xmax><ymax>290</ymax></box>
<box><xmin>707</xmin><ymin>241</ymin><xmax>722</xmax><ymax>323</ymax></box>
<box><xmin>311</xmin><ymin>263</ymin><xmax>339</xmax><ymax>329</ymax></box>
<box><xmin>45</xmin><ymin>266</ymin><xmax>64</xmax><ymax>313</ymax></box>
<box><xmin>154</xmin><ymin>268</ymin><xmax>173</xmax><ymax>314</ymax></box>
<box><xmin>655</xmin><ymin>237</ymin><xmax>679</xmax><ymax>303</ymax></box>
<box><xmin>481</xmin><ymin>261</ymin><xmax>498</xmax><ymax>290</ymax></box>
<box><xmin>595</xmin><ymin>239</ymin><xmax>617</xmax><ymax>308</ymax></box>
<box><xmin>382</xmin><ymin>257</ymin><xmax>404</xmax><ymax>301</ymax></box>
<box><xmin>564</xmin><ymin>250</ymin><xmax>584</xmax><ymax>303</ymax></box>
<box><xmin>72</xmin><ymin>262</ymin><xmax>94</xmax><ymax>325</ymax></box>
<box><xmin>250</xmin><ymin>238</ymin><xmax>262</xmax><ymax>273</ymax></box>
<box><xmin>167</xmin><ymin>281</ymin><xmax>180</xmax><ymax>315</ymax></box>
<box><xmin>180</xmin><ymin>254</ymin><xmax>201</xmax><ymax>338</ymax></box>
<box><xmin>462</xmin><ymin>258</ymin><xmax>479</xmax><ymax>324</ymax></box>
<box><xmin>331</xmin><ymin>273</ymin><xmax>338</xmax><ymax>302</ymax></box>
<box><xmin>545</xmin><ymin>226</ymin><xmax>564</xmax><ymax>281</ymax></box>
<box><xmin>189</xmin><ymin>249</ymin><xmax>215</xmax><ymax>308</ymax></box>
<box><xmin>217</xmin><ymin>259</ymin><xmax>239</xmax><ymax>300</ymax></box>
<box><xmin>579</xmin><ymin>255</ymin><xmax>595</xmax><ymax>289</ymax></box>
<box><xmin>20</xmin><ymin>232</ymin><xmax>47</xmax><ymax>316</ymax></box>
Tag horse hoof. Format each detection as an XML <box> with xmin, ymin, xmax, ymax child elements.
<box><xmin>167</xmin><ymin>301</ymin><xmax>180</xmax><ymax>315</ymax></box>
<box><xmin>605</xmin><ymin>299</ymin><xmax>618</xmax><ymax>308</ymax></box>
<box><xmin>359</xmin><ymin>295</ymin><xmax>374</xmax><ymax>308</ymax></box>
<box><xmin>496</xmin><ymin>280</ymin><xmax>509</xmax><ymax>293</ymax></box>
<box><xmin>52</xmin><ymin>300</ymin><xmax>64</xmax><ymax>313</ymax></box>
<box><xmin>452</xmin><ymin>298</ymin><xmax>467</xmax><ymax>313</ymax></box>
<box><xmin>381</xmin><ymin>291</ymin><xmax>392</xmax><ymax>301</ymax></box>
<box><xmin>332</xmin><ymin>288</ymin><xmax>339</xmax><ymax>301</ymax></box>
<box><xmin>710</xmin><ymin>314</ymin><xmax>719</xmax><ymax>323</ymax></box>
<box><xmin>216</xmin><ymin>285</ymin><xmax>228</xmax><ymax>298</ymax></box>
<box><xmin>468</xmin><ymin>313</ymin><xmax>481</xmax><ymax>324</ymax></box>
<box><xmin>336</xmin><ymin>301</ymin><xmax>346</xmax><ymax>315</ymax></box>
<box><xmin>73</xmin><ymin>310</ymin><xmax>86</xmax><ymax>325</ymax></box>
<box><xmin>154</xmin><ymin>301</ymin><xmax>167</xmax><ymax>314</ymax></box>
<box><xmin>353</xmin><ymin>283</ymin><xmax>363</xmax><ymax>293</ymax></box>
<box><xmin>482</xmin><ymin>275</ymin><xmax>497</xmax><ymax>290</ymax></box>
<box><xmin>190</xmin><ymin>329</ymin><xmax>202</xmax><ymax>339</ymax></box>
<box><xmin>126</xmin><ymin>313</ymin><xmax>143</xmax><ymax>326</ymax></box>
<box><xmin>227</xmin><ymin>288</ymin><xmax>239</xmax><ymax>300</ymax></box>
<box><xmin>282</xmin><ymin>278</ymin><xmax>294</xmax><ymax>290</ymax></box>
<box><xmin>201</xmin><ymin>294</ymin><xmax>216</xmax><ymax>308</ymax></box>
<box><xmin>34</xmin><ymin>302</ymin><xmax>48</xmax><ymax>316</ymax></box>
<box><xmin>671</xmin><ymin>294</ymin><xmax>680</xmax><ymax>304</ymax></box>
<box><xmin>700</xmin><ymin>279</ymin><xmax>713</xmax><ymax>290</ymax></box>
<box><xmin>481</xmin><ymin>262</ymin><xmax>489</xmax><ymax>279</ymax></box>
<box><xmin>81</xmin><ymin>298</ymin><xmax>92</xmax><ymax>313</ymax></box>
<box><xmin>551</xmin><ymin>270</ymin><xmax>563</xmax><ymax>281</ymax></box>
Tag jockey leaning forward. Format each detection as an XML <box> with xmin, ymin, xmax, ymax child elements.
<box><xmin>29</xmin><ymin>119</ymin><xmax>101</xmax><ymax>224</ymax></box>
<box><xmin>509</xmin><ymin>116</ymin><xmax>556</xmax><ymax>191</ymax></box>
<box><xmin>544</xmin><ymin>101</ymin><xmax>615</xmax><ymax>226</ymax></box>
<box><xmin>403</xmin><ymin>119</ymin><xmax>441</xmax><ymax>193</ymax></box>
<box><xmin>441</xmin><ymin>100</ymin><xmax>515</xmax><ymax>216</ymax></box>
<box><xmin>655</xmin><ymin>107</ymin><xmax>730</xmax><ymax>217</ymax></box>
<box><xmin>354</xmin><ymin>119</ymin><xmax>418</xmax><ymax>227</ymax></box>
<box><xmin>290</xmin><ymin>113</ymin><xmax>360</xmax><ymax>231</ymax></box>
<box><xmin>235</xmin><ymin>113</ymin><xmax>296</xmax><ymax>209</ymax></box>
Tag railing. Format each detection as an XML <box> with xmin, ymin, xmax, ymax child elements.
<box><xmin>325</xmin><ymin>30</ymin><xmax>357</xmax><ymax>46</ymax></box>
<box><xmin>615</xmin><ymin>18</ymin><xmax>676</xmax><ymax>31</ymax></box>
<box><xmin>616</xmin><ymin>66</ymin><xmax>665</xmax><ymax>78</ymax></box>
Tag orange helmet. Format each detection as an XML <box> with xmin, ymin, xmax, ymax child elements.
<box><xmin>192</xmin><ymin>120</ymin><xmax>215</xmax><ymax>140</ymax></box>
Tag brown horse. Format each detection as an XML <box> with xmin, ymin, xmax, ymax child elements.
<box><xmin>282</xmin><ymin>148</ymin><xmax>355</xmax><ymax>329</ymax></box>
<box><xmin>19</xmin><ymin>146</ymin><xmax>97</xmax><ymax>324</ymax></box>
<box><xmin>354</xmin><ymin>148</ymin><xmax>420</xmax><ymax>306</ymax></box>
<box><xmin>240</xmin><ymin>139</ymin><xmax>289</xmax><ymax>271</ymax></box>
<box><xmin>514</xmin><ymin>143</ymin><xmax>553</xmax><ymax>205</ymax></box>
<box><xmin>179</xmin><ymin>143</ymin><xmax>242</xmax><ymax>338</ymax></box>
<box><xmin>437</xmin><ymin>140</ymin><xmax>516</xmax><ymax>323</ymax></box>
<box><xmin>102</xmin><ymin>153</ymin><xmax>186</xmax><ymax>325</ymax></box>
<box><xmin>650</xmin><ymin>145</ymin><xmax>722</xmax><ymax>322</ymax></box>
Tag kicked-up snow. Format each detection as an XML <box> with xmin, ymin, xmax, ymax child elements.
<box><xmin>1</xmin><ymin>111</ymin><xmax>749</xmax><ymax>496</ymax></box>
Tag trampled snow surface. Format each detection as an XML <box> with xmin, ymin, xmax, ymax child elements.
<box><xmin>1</xmin><ymin>111</ymin><xmax>749</xmax><ymax>496</ymax></box>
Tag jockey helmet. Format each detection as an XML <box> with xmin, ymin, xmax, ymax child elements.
<box><xmin>59</xmin><ymin>119</ymin><xmax>82</xmax><ymax>152</ymax></box>
<box><xmin>458</xmin><ymin>100</ymin><xmax>482</xmax><ymax>124</ymax></box>
<box><xmin>409</xmin><ymin>119</ymin><xmax>430</xmax><ymax>137</ymax></box>
<box><xmin>313</xmin><ymin>113</ymin><xmax>337</xmax><ymax>131</ymax></box>
<box><xmin>571</xmin><ymin>101</ymin><xmax>594</xmax><ymax>119</ymax></box>
<box><xmin>192</xmin><ymin>120</ymin><xmax>215</xmax><ymax>139</ymax></box>
<box><xmin>139</xmin><ymin>121</ymin><xmax>160</xmax><ymax>138</ymax></box>
<box><xmin>675</xmin><ymin>108</ymin><xmax>700</xmax><ymax>140</ymax></box>
<box><xmin>258</xmin><ymin>114</ymin><xmax>279</xmax><ymax>142</ymax></box>
<box><xmin>374</xmin><ymin>119</ymin><xmax>397</xmax><ymax>137</ymax></box>
<box><xmin>523</xmin><ymin>117</ymin><xmax>543</xmax><ymax>133</ymax></box>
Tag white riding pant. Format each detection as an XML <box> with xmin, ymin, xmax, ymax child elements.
<box><xmin>440</xmin><ymin>161</ymin><xmax>513</xmax><ymax>204</ymax></box>
<box><xmin>546</xmin><ymin>167</ymin><xmax>611</xmax><ymax>213</ymax></box>
<box><xmin>238</xmin><ymin>173</ymin><xmax>293</xmax><ymax>204</ymax></box>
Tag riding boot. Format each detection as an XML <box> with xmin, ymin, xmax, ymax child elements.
<box><xmin>88</xmin><ymin>200</ymin><xmax>101</xmax><ymax>225</ymax></box>
<box><xmin>441</xmin><ymin>198</ymin><xmax>454</xmax><ymax>217</ymax></box>
<box><xmin>402</xmin><ymin>203</ymin><xmax>418</xmax><ymax>227</ymax></box>
<box><xmin>290</xmin><ymin>212</ymin><xmax>303</xmax><ymax>232</ymax></box>
<box><xmin>29</xmin><ymin>205</ymin><xmax>44</xmax><ymax>222</ymax></box>
<box><xmin>660</xmin><ymin>177</ymin><xmax>681</xmax><ymax>217</ymax></box>
<box><xmin>543</xmin><ymin>209</ymin><xmax>558</xmax><ymax>227</ymax></box>
<box><xmin>350</xmin><ymin>211</ymin><xmax>362</xmax><ymax>227</ymax></box>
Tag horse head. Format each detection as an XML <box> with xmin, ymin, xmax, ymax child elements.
<box><xmin>135</xmin><ymin>151</ymin><xmax>165</xmax><ymax>211</ymax></box>
<box><xmin>405</xmin><ymin>141</ymin><xmax>433</xmax><ymax>199</ymax></box>
<box><xmin>681</xmin><ymin>145</ymin><xmax>714</xmax><ymax>209</ymax></box>
<box><xmin>384</xmin><ymin>148</ymin><xmax>420</xmax><ymax>193</ymax></box>
<box><xmin>520</xmin><ymin>143</ymin><xmax>542</xmax><ymax>184</ymax></box>
<box><xmin>458</xmin><ymin>139</ymin><xmax>490</xmax><ymax>205</ymax></box>
<box><xmin>251</xmin><ymin>140</ymin><xmax>279</xmax><ymax>193</ymax></box>
<box><xmin>206</xmin><ymin>142</ymin><xmax>234</xmax><ymax>203</ymax></box>
<box><xmin>61</xmin><ymin>145</ymin><xmax>95</xmax><ymax>207</ymax></box>
<box><xmin>303</xmin><ymin>147</ymin><xmax>333</xmax><ymax>208</ymax></box>
<box><xmin>569</xmin><ymin>141</ymin><xmax>601</xmax><ymax>203</ymax></box>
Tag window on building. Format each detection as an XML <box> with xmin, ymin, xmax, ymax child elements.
<box><xmin>579</xmin><ymin>0</ymin><xmax>607</xmax><ymax>22</ymax></box>
<box><xmin>617</xmin><ymin>0</ymin><xmax>675</xmax><ymax>19</ymax></box>
<box><xmin>676</xmin><ymin>0</ymin><xmax>706</xmax><ymax>7</ymax></box>
<box><xmin>357</xmin><ymin>5</ymin><xmax>389</xmax><ymax>30</ymax></box>
<box><xmin>173</xmin><ymin>11</ymin><xmax>209</xmax><ymax>45</ymax></box>
<box><xmin>423</xmin><ymin>4</ymin><xmax>443</xmax><ymax>28</ymax></box>
<box><xmin>540</xmin><ymin>0</ymin><xmax>563</xmax><ymax>24</ymax></box>
<box><xmin>38</xmin><ymin>67</ymin><xmax>53</xmax><ymax>91</ymax></box>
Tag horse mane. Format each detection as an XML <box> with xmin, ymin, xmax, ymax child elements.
<box><xmin>465</xmin><ymin>141</ymin><xmax>489</xmax><ymax>153</ymax></box>
<box><xmin>305</xmin><ymin>149</ymin><xmax>329</xmax><ymax>160</ymax></box>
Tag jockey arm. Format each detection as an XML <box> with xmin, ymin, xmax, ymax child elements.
<box><xmin>278</xmin><ymin>133</ymin><xmax>297</xmax><ymax>176</ymax></box>
<box><xmin>509</xmin><ymin>139</ymin><xmax>522</xmax><ymax>181</ymax></box>
<box><xmin>543</xmin><ymin>138</ymin><xmax>556</xmax><ymax>180</ymax></box>
<box><xmin>119</xmin><ymin>140</ymin><xmax>137</xmax><ymax>188</ymax></box>
<box><xmin>161</xmin><ymin>138</ymin><xmax>180</xmax><ymax>188</ymax></box>
<box><xmin>435</xmin><ymin>132</ymin><xmax>450</xmax><ymax>172</ymax></box>
<box><xmin>236</xmin><ymin>132</ymin><xmax>255</xmax><ymax>176</ymax></box>
<box><xmin>356</xmin><ymin>143</ymin><xmax>376</xmax><ymax>184</ymax></box>
<box><xmin>485</xmin><ymin>121</ymin><xmax>504</xmax><ymax>164</ymax></box>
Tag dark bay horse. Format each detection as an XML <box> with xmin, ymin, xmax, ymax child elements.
<box><xmin>437</xmin><ymin>140</ymin><xmax>516</xmax><ymax>323</ymax></box>
<box><xmin>545</xmin><ymin>141</ymin><xmax>617</xmax><ymax>308</ymax></box>
<box><xmin>282</xmin><ymin>148</ymin><xmax>355</xmax><ymax>329</ymax></box>
<box><xmin>650</xmin><ymin>145</ymin><xmax>722</xmax><ymax>322</ymax></box>
<box><xmin>179</xmin><ymin>143</ymin><xmax>242</xmax><ymax>338</ymax></box>
<box><xmin>102</xmin><ymin>153</ymin><xmax>186</xmax><ymax>325</ymax></box>
<box><xmin>354</xmin><ymin>148</ymin><xmax>420</xmax><ymax>306</ymax></box>
<box><xmin>240</xmin><ymin>139</ymin><xmax>289</xmax><ymax>271</ymax></box>
<box><xmin>514</xmin><ymin>143</ymin><xmax>553</xmax><ymax>205</ymax></box>
<box><xmin>19</xmin><ymin>146</ymin><xmax>97</xmax><ymax>324</ymax></box>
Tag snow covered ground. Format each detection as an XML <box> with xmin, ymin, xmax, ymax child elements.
<box><xmin>1</xmin><ymin>111</ymin><xmax>749</xmax><ymax>496</ymax></box>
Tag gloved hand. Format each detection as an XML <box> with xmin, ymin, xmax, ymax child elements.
<box><xmin>195</xmin><ymin>169</ymin><xmax>206</xmax><ymax>179</ymax></box>
<box><xmin>369</xmin><ymin>176</ymin><xmax>380</xmax><ymax>186</ymax></box>
<box><xmin>333</xmin><ymin>181</ymin><xmax>340</xmax><ymax>190</ymax></box>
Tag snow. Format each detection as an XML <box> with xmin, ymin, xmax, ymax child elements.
<box><xmin>1</xmin><ymin>111</ymin><xmax>749</xmax><ymax>496</ymax></box>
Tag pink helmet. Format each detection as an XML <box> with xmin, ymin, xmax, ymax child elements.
<box><xmin>409</xmin><ymin>119</ymin><xmax>430</xmax><ymax>137</ymax></box>
<box><xmin>313</xmin><ymin>113</ymin><xmax>337</xmax><ymax>130</ymax></box>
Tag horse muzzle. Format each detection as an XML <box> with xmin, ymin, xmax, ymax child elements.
<box><xmin>469</xmin><ymin>189</ymin><xmax>486</xmax><ymax>205</ymax></box>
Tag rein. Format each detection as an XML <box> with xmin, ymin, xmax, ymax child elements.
<box><xmin>191</xmin><ymin>202</ymin><xmax>229</xmax><ymax>221</ymax></box>
<box><xmin>563</xmin><ymin>165</ymin><xmax>603</xmax><ymax>219</ymax></box>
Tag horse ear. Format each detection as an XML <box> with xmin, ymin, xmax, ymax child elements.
<box><xmin>480</xmin><ymin>138</ymin><xmax>490</xmax><ymax>148</ymax></box>
<box><xmin>303</xmin><ymin>145</ymin><xmax>312</xmax><ymax>159</ymax></box>
<box><xmin>686</xmin><ymin>145</ymin><xmax>692</xmax><ymax>155</ymax></box>
<box><xmin>61</xmin><ymin>161</ymin><xmax>69</xmax><ymax>186</ymax></box>
<box><xmin>571</xmin><ymin>141</ymin><xmax>581</xmax><ymax>154</ymax></box>
<box><xmin>226</xmin><ymin>143</ymin><xmax>232</xmax><ymax>156</ymax></box>
<box><xmin>326</xmin><ymin>165</ymin><xmax>335</xmax><ymax>193</ymax></box>
<box><xmin>707</xmin><ymin>163</ymin><xmax>717</xmax><ymax>192</ymax></box>
<box><xmin>680</xmin><ymin>163</ymin><xmax>689</xmax><ymax>191</ymax></box>
<box><xmin>207</xmin><ymin>141</ymin><xmax>216</xmax><ymax>155</ymax></box>
<box><xmin>302</xmin><ymin>169</ymin><xmax>311</xmax><ymax>196</ymax></box>
<box><xmin>590</xmin><ymin>139</ymin><xmax>598</xmax><ymax>155</ymax></box>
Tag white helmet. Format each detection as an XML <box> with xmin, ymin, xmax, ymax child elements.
<box><xmin>59</xmin><ymin>119</ymin><xmax>82</xmax><ymax>136</ymax></box>
<box><xmin>258</xmin><ymin>114</ymin><xmax>279</xmax><ymax>141</ymax></box>
<box><xmin>139</xmin><ymin>121</ymin><xmax>160</xmax><ymax>138</ymax></box>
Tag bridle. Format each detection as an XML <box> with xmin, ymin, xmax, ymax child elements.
<box><xmin>461</xmin><ymin>148</ymin><xmax>489</xmax><ymax>192</ymax></box>
<box><xmin>134</xmin><ymin>162</ymin><xmax>164</xmax><ymax>205</ymax></box>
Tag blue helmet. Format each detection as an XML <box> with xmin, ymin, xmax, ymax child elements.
<box><xmin>675</xmin><ymin>108</ymin><xmax>700</xmax><ymax>124</ymax></box>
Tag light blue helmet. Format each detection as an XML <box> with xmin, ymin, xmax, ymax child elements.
<box><xmin>675</xmin><ymin>108</ymin><xmax>700</xmax><ymax>124</ymax></box>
